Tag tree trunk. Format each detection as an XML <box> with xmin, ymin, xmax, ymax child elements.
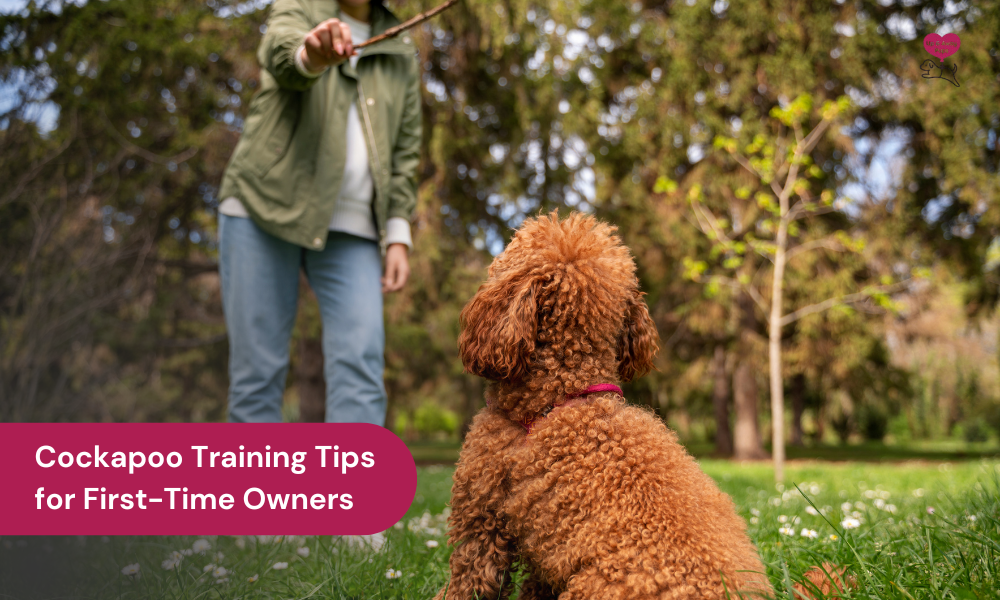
<box><xmin>712</xmin><ymin>345</ymin><xmax>733</xmax><ymax>456</ymax></box>
<box><xmin>733</xmin><ymin>360</ymin><xmax>767</xmax><ymax>459</ymax></box>
<box><xmin>768</xmin><ymin>164</ymin><xmax>796</xmax><ymax>482</ymax></box>
<box><xmin>459</xmin><ymin>375</ymin><xmax>483</xmax><ymax>440</ymax></box>
<box><xmin>790</xmin><ymin>373</ymin><xmax>806</xmax><ymax>447</ymax></box>
<box><xmin>297</xmin><ymin>336</ymin><xmax>325</xmax><ymax>422</ymax></box>
<box><xmin>733</xmin><ymin>293</ymin><xmax>767</xmax><ymax>460</ymax></box>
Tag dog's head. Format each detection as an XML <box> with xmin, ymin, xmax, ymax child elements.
<box><xmin>459</xmin><ymin>211</ymin><xmax>659</xmax><ymax>384</ymax></box>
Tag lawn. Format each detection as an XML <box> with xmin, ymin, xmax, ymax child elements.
<box><xmin>2</xmin><ymin>460</ymin><xmax>999</xmax><ymax>599</ymax></box>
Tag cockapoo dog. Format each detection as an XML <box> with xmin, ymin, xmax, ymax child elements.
<box><xmin>437</xmin><ymin>212</ymin><xmax>846</xmax><ymax>599</ymax></box>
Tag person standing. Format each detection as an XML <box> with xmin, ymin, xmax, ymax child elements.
<box><xmin>217</xmin><ymin>0</ymin><xmax>420</xmax><ymax>425</ymax></box>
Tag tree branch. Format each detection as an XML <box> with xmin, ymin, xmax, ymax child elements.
<box><xmin>779</xmin><ymin>279</ymin><xmax>913</xmax><ymax>327</ymax></box>
<box><xmin>784</xmin><ymin>236</ymin><xmax>844</xmax><ymax>261</ymax></box>
<box><xmin>356</xmin><ymin>0</ymin><xmax>459</xmax><ymax>48</ymax></box>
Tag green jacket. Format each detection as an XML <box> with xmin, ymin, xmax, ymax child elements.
<box><xmin>219</xmin><ymin>0</ymin><xmax>421</xmax><ymax>252</ymax></box>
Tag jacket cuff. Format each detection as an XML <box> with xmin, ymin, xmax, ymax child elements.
<box><xmin>384</xmin><ymin>217</ymin><xmax>412</xmax><ymax>250</ymax></box>
<box><xmin>293</xmin><ymin>43</ymin><xmax>326</xmax><ymax>77</ymax></box>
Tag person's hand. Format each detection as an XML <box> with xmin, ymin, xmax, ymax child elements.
<box><xmin>299</xmin><ymin>18</ymin><xmax>356</xmax><ymax>73</ymax></box>
<box><xmin>382</xmin><ymin>243</ymin><xmax>410</xmax><ymax>293</ymax></box>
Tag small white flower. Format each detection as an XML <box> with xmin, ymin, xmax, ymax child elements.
<box><xmin>297</xmin><ymin>546</ymin><xmax>310</xmax><ymax>558</ymax></box>
<box><xmin>161</xmin><ymin>555</ymin><xmax>182</xmax><ymax>570</ymax></box>
<box><xmin>385</xmin><ymin>568</ymin><xmax>403</xmax><ymax>579</ymax></box>
<box><xmin>272</xmin><ymin>562</ymin><xmax>288</xmax><ymax>570</ymax></box>
<box><xmin>192</xmin><ymin>539</ymin><xmax>211</xmax><ymax>554</ymax></box>
<box><xmin>181</xmin><ymin>548</ymin><xmax>194</xmax><ymax>556</ymax></box>
<box><xmin>885</xmin><ymin>504</ymin><xmax>897</xmax><ymax>513</ymax></box>
<box><xmin>203</xmin><ymin>564</ymin><xmax>216</xmax><ymax>573</ymax></box>
<box><xmin>121</xmin><ymin>563</ymin><xmax>141</xmax><ymax>578</ymax></box>
<box><xmin>829</xmin><ymin>534</ymin><xmax>839</xmax><ymax>541</ymax></box>
<box><xmin>234</xmin><ymin>537</ymin><xmax>246</xmax><ymax>549</ymax></box>
<box><xmin>793</xmin><ymin>516</ymin><xmax>801</xmax><ymax>524</ymax></box>
<box><xmin>805</xmin><ymin>506</ymin><xmax>819</xmax><ymax>516</ymax></box>
<box><xmin>426</xmin><ymin>540</ymin><xmax>439</xmax><ymax>548</ymax></box>
<box><xmin>213</xmin><ymin>566</ymin><xmax>227</xmax><ymax>578</ymax></box>
<box><xmin>778</xmin><ymin>526</ymin><xmax>795</xmax><ymax>536</ymax></box>
<box><xmin>778</xmin><ymin>515</ymin><xmax>788</xmax><ymax>523</ymax></box>
<box><xmin>874</xmin><ymin>498</ymin><xmax>886</xmax><ymax>509</ymax></box>
<box><xmin>750</xmin><ymin>508</ymin><xmax>761</xmax><ymax>517</ymax></box>
<box><xmin>215</xmin><ymin>577</ymin><xmax>229</xmax><ymax>584</ymax></box>
<box><xmin>927</xmin><ymin>507</ymin><xmax>935</xmax><ymax>515</ymax></box>
<box><xmin>213</xmin><ymin>551</ymin><xmax>225</xmax><ymax>562</ymax></box>
<box><xmin>967</xmin><ymin>515</ymin><xmax>978</xmax><ymax>522</ymax></box>
<box><xmin>912</xmin><ymin>488</ymin><xmax>925</xmax><ymax>498</ymax></box>
<box><xmin>841</xmin><ymin>518</ymin><xmax>861</xmax><ymax>530</ymax></box>
<box><xmin>841</xmin><ymin>502</ymin><xmax>853</xmax><ymax>513</ymax></box>
<box><xmin>800</xmin><ymin>529</ymin><xmax>819</xmax><ymax>539</ymax></box>
<box><xmin>852</xmin><ymin>511</ymin><xmax>863</xmax><ymax>519</ymax></box>
<box><xmin>750</xmin><ymin>517</ymin><xmax>759</xmax><ymax>525</ymax></box>
<box><xmin>247</xmin><ymin>574</ymin><xmax>259</xmax><ymax>582</ymax></box>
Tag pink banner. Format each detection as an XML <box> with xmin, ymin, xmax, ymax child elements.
<box><xmin>0</xmin><ymin>423</ymin><xmax>417</xmax><ymax>535</ymax></box>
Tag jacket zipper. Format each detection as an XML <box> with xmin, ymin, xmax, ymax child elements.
<box><xmin>356</xmin><ymin>78</ymin><xmax>387</xmax><ymax>257</ymax></box>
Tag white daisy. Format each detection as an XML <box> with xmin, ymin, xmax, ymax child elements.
<box><xmin>203</xmin><ymin>564</ymin><xmax>216</xmax><ymax>573</ymax></box>
<box><xmin>297</xmin><ymin>547</ymin><xmax>310</xmax><ymax>558</ymax></box>
<box><xmin>192</xmin><ymin>539</ymin><xmax>211</xmax><ymax>554</ymax></box>
<box><xmin>841</xmin><ymin>517</ymin><xmax>861</xmax><ymax>530</ymax></box>
<box><xmin>805</xmin><ymin>506</ymin><xmax>819</xmax><ymax>516</ymax></box>
<box><xmin>778</xmin><ymin>526</ymin><xmax>795</xmax><ymax>536</ymax></box>
<box><xmin>272</xmin><ymin>562</ymin><xmax>288</xmax><ymax>570</ymax></box>
<box><xmin>213</xmin><ymin>567</ymin><xmax>227</xmax><ymax>578</ymax></box>
<box><xmin>800</xmin><ymin>529</ymin><xmax>819</xmax><ymax>539</ymax></box>
<box><xmin>385</xmin><ymin>568</ymin><xmax>403</xmax><ymax>579</ymax></box>
<box><xmin>248</xmin><ymin>574</ymin><xmax>259</xmax><ymax>582</ymax></box>
<box><xmin>426</xmin><ymin>540</ymin><xmax>439</xmax><ymax>548</ymax></box>
<box><xmin>121</xmin><ymin>563</ymin><xmax>141</xmax><ymax>579</ymax></box>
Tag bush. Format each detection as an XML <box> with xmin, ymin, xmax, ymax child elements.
<box><xmin>394</xmin><ymin>402</ymin><xmax>460</xmax><ymax>441</ymax></box>
<box><xmin>960</xmin><ymin>419</ymin><xmax>991</xmax><ymax>443</ymax></box>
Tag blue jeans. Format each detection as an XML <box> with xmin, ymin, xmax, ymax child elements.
<box><xmin>218</xmin><ymin>214</ymin><xmax>387</xmax><ymax>424</ymax></box>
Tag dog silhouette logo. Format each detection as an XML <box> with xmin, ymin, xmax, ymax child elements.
<box><xmin>921</xmin><ymin>60</ymin><xmax>960</xmax><ymax>87</ymax></box>
<box><xmin>922</xmin><ymin>33</ymin><xmax>961</xmax><ymax>87</ymax></box>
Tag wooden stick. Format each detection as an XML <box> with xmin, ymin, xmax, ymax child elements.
<box><xmin>356</xmin><ymin>0</ymin><xmax>459</xmax><ymax>48</ymax></box>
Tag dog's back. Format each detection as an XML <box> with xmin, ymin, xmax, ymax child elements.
<box><xmin>497</xmin><ymin>393</ymin><xmax>771</xmax><ymax>599</ymax></box>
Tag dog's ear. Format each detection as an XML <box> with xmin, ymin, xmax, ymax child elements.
<box><xmin>616</xmin><ymin>291</ymin><xmax>659</xmax><ymax>381</ymax></box>
<box><xmin>459</xmin><ymin>275</ymin><xmax>540</xmax><ymax>381</ymax></box>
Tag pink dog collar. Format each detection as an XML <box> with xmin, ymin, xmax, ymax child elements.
<box><xmin>520</xmin><ymin>383</ymin><xmax>624</xmax><ymax>434</ymax></box>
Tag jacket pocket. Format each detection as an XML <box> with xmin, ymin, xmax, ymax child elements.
<box><xmin>245</xmin><ymin>86</ymin><xmax>301</xmax><ymax>177</ymax></box>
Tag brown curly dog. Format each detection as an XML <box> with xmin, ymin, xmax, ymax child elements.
<box><xmin>437</xmin><ymin>211</ymin><xmax>848</xmax><ymax>600</ymax></box>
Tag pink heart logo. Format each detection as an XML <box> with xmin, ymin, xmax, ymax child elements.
<box><xmin>923</xmin><ymin>33</ymin><xmax>961</xmax><ymax>60</ymax></box>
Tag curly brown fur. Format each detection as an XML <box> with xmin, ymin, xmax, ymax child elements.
<box><xmin>441</xmin><ymin>211</ymin><xmax>841</xmax><ymax>600</ymax></box>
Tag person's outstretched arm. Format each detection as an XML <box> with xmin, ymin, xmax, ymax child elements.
<box><xmin>258</xmin><ymin>0</ymin><xmax>354</xmax><ymax>91</ymax></box>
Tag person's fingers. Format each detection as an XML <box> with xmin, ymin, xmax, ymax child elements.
<box><xmin>313</xmin><ymin>24</ymin><xmax>332</xmax><ymax>57</ymax></box>
<box><xmin>394</xmin><ymin>263</ymin><xmax>410</xmax><ymax>291</ymax></box>
<box><xmin>339</xmin><ymin>21</ymin><xmax>353</xmax><ymax>56</ymax></box>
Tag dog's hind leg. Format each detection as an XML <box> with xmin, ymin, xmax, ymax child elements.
<box><xmin>436</xmin><ymin>414</ymin><xmax>521</xmax><ymax>600</ymax></box>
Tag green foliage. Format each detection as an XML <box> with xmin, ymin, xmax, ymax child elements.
<box><xmin>394</xmin><ymin>402</ymin><xmax>460</xmax><ymax>441</ymax></box>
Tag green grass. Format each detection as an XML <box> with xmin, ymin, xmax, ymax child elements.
<box><xmin>408</xmin><ymin>440</ymin><xmax>1000</xmax><ymax>465</ymax></box>
<box><xmin>2</xmin><ymin>461</ymin><xmax>999</xmax><ymax>599</ymax></box>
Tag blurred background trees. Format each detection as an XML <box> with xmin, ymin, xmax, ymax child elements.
<box><xmin>1</xmin><ymin>0</ymin><xmax>998</xmax><ymax>456</ymax></box>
